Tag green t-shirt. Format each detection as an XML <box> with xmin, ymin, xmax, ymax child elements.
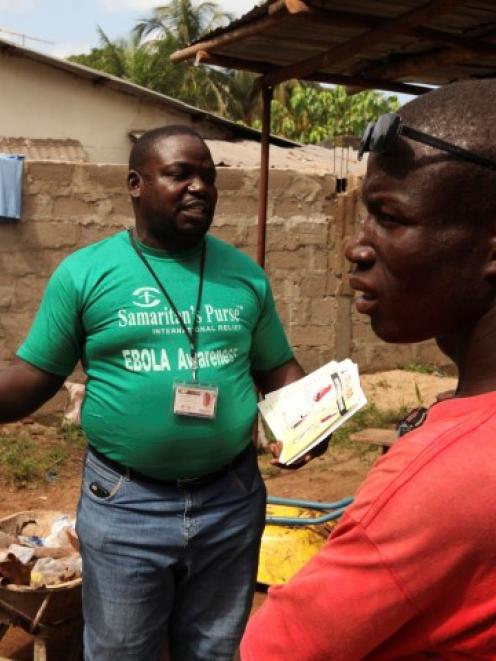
<box><xmin>17</xmin><ymin>231</ymin><xmax>293</xmax><ymax>479</ymax></box>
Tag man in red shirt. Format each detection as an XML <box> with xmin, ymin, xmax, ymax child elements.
<box><xmin>241</xmin><ymin>79</ymin><xmax>496</xmax><ymax>659</ymax></box>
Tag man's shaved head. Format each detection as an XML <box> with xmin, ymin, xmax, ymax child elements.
<box><xmin>400</xmin><ymin>78</ymin><xmax>496</xmax><ymax>158</ymax></box>
<box><xmin>129</xmin><ymin>125</ymin><xmax>206</xmax><ymax>172</ymax></box>
<box><xmin>387</xmin><ymin>79</ymin><xmax>496</xmax><ymax>228</ymax></box>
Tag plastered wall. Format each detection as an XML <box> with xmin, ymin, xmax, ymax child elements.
<box><xmin>0</xmin><ymin>161</ymin><xmax>449</xmax><ymax>393</ymax></box>
<box><xmin>0</xmin><ymin>53</ymin><xmax>234</xmax><ymax>163</ymax></box>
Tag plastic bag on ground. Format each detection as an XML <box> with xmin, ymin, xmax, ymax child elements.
<box><xmin>63</xmin><ymin>381</ymin><xmax>85</xmax><ymax>426</ymax></box>
<box><xmin>30</xmin><ymin>555</ymin><xmax>82</xmax><ymax>587</ymax></box>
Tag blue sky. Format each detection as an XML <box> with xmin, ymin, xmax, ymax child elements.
<box><xmin>0</xmin><ymin>0</ymin><xmax>255</xmax><ymax>57</ymax></box>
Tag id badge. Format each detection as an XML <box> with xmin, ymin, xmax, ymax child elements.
<box><xmin>173</xmin><ymin>382</ymin><xmax>218</xmax><ymax>419</ymax></box>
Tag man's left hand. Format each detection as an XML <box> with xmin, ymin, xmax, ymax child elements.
<box><xmin>269</xmin><ymin>437</ymin><xmax>330</xmax><ymax>470</ymax></box>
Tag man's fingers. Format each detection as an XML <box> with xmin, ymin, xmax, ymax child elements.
<box><xmin>311</xmin><ymin>438</ymin><xmax>330</xmax><ymax>458</ymax></box>
<box><xmin>268</xmin><ymin>438</ymin><xmax>330</xmax><ymax>470</ymax></box>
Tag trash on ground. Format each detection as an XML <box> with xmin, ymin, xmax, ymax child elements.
<box><xmin>0</xmin><ymin>512</ymin><xmax>81</xmax><ymax>588</ymax></box>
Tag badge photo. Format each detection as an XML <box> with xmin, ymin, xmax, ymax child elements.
<box><xmin>173</xmin><ymin>382</ymin><xmax>219</xmax><ymax>419</ymax></box>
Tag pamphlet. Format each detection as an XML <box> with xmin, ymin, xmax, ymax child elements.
<box><xmin>258</xmin><ymin>359</ymin><xmax>367</xmax><ymax>465</ymax></box>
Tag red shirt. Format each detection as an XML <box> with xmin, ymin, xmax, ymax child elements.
<box><xmin>242</xmin><ymin>392</ymin><xmax>496</xmax><ymax>660</ymax></box>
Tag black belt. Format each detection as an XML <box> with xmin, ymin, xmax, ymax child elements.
<box><xmin>87</xmin><ymin>443</ymin><xmax>253</xmax><ymax>489</ymax></box>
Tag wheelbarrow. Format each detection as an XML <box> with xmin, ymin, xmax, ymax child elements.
<box><xmin>0</xmin><ymin>511</ymin><xmax>83</xmax><ymax>661</ymax></box>
<box><xmin>257</xmin><ymin>496</ymin><xmax>353</xmax><ymax>586</ymax></box>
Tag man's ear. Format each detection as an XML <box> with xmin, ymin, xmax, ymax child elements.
<box><xmin>128</xmin><ymin>169</ymin><xmax>142</xmax><ymax>199</ymax></box>
<box><xmin>484</xmin><ymin>231</ymin><xmax>496</xmax><ymax>279</ymax></box>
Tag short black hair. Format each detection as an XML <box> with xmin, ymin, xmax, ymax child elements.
<box><xmin>399</xmin><ymin>79</ymin><xmax>496</xmax><ymax>227</ymax></box>
<box><xmin>129</xmin><ymin>125</ymin><xmax>205</xmax><ymax>171</ymax></box>
<box><xmin>400</xmin><ymin>78</ymin><xmax>496</xmax><ymax>160</ymax></box>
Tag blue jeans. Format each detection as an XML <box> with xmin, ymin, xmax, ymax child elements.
<box><xmin>76</xmin><ymin>444</ymin><xmax>266</xmax><ymax>661</ymax></box>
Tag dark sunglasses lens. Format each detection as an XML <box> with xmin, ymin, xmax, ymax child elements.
<box><xmin>370</xmin><ymin>113</ymin><xmax>401</xmax><ymax>154</ymax></box>
<box><xmin>358</xmin><ymin>122</ymin><xmax>374</xmax><ymax>160</ymax></box>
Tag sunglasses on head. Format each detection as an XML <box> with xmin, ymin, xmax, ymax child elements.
<box><xmin>358</xmin><ymin>112</ymin><xmax>496</xmax><ymax>172</ymax></box>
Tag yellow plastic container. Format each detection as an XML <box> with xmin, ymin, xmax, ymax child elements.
<box><xmin>257</xmin><ymin>503</ymin><xmax>339</xmax><ymax>586</ymax></box>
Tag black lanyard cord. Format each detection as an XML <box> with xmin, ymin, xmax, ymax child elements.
<box><xmin>128</xmin><ymin>228</ymin><xmax>206</xmax><ymax>382</ymax></box>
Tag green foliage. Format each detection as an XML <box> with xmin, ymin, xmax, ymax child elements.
<box><xmin>331</xmin><ymin>403</ymin><xmax>409</xmax><ymax>449</ymax></box>
<box><xmin>67</xmin><ymin>1</ymin><xmax>401</xmax><ymax>140</ymax></box>
<box><xmin>69</xmin><ymin>24</ymin><xmax>235</xmax><ymax>118</ymax></box>
<box><xmin>0</xmin><ymin>433</ymin><xmax>55</xmax><ymax>485</ymax></box>
<box><xmin>267</xmin><ymin>85</ymin><xmax>400</xmax><ymax>144</ymax></box>
<box><xmin>400</xmin><ymin>363</ymin><xmax>449</xmax><ymax>377</ymax></box>
<box><xmin>132</xmin><ymin>0</ymin><xmax>234</xmax><ymax>46</ymax></box>
<box><xmin>0</xmin><ymin>426</ymin><xmax>85</xmax><ymax>487</ymax></box>
<box><xmin>0</xmin><ymin>434</ymin><xmax>38</xmax><ymax>484</ymax></box>
<box><xmin>375</xmin><ymin>379</ymin><xmax>391</xmax><ymax>389</ymax></box>
<box><xmin>58</xmin><ymin>423</ymin><xmax>87</xmax><ymax>450</ymax></box>
<box><xmin>69</xmin><ymin>29</ymin><xmax>178</xmax><ymax>90</ymax></box>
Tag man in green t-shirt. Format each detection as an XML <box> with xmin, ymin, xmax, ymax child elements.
<box><xmin>0</xmin><ymin>126</ymin><xmax>323</xmax><ymax>660</ymax></box>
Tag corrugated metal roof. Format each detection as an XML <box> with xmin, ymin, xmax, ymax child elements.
<box><xmin>0</xmin><ymin>137</ymin><xmax>88</xmax><ymax>162</ymax></box>
<box><xmin>206</xmin><ymin>138</ymin><xmax>365</xmax><ymax>175</ymax></box>
<box><xmin>171</xmin><ymin>0</ymin><xmax>496</xmax><ymax>94</ymax></box>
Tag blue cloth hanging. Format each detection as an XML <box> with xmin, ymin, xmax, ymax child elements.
<box><xmin>0</xmin><ymin>154</ymin><xmax>24</xmax><ymax>221</ymax></box>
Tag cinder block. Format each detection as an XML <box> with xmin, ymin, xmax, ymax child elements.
<box><xmin>0</xmin><ymin>311</ymin><xmax>35</xmax><ymax>348</ymax></box>
<box><xmin>216</xmin><ymin>168</ymin><xmax>245</xmax><ymax>191</ymax></box>
<box><xmin>0</xmin><ymin>285</ymin><xmax>15</xmax><ymax>309</ymax></box>
<box><xmin>78</xmin><ymin>225</ymin><xmax>113</xmax><ymax>248</ymax></box>
<box><xmin>21</xmin><ymin>193</ymin><xmax>54</xmax><ymax>220</ymax></box>
<box><xmin>310</xmin><ymin>249</ymin><xmax>328</xmax><ymax>271</ymax></box>
<box><xmin>14</xmin><ymin>277</ymin><xmax>45</xmax><ymax>309</ymax></box>
<box><xmin>412</xmin><ymin>340</ymin><xmax>451</xmax><ymax>368</ymax></box>
<box><xmin>1</xmin><ymin>251</ymin><xmax>39</xmax><ymax>277</ymax></box>
<box><xmin>299</xmin><ymin>274</ymin><xmax>327</xmax><ymax>298</ymax></box>
<box><xmin>289</xmin><ymin>325</ymin><xmax>332</xmax><ymax>346</ymax></box>
<box><xmin>0</xmin><ymin>224</ymin><xmax>30</xmax><ymax>252</ymax></box>
<box><xmin>86</xmin><ymin>165</ymin><xmax>127</xmax><ymax>191</ymax></box>
<box><xmin>109</xmin><ymin>194</ymin><xmax>133</xmax><ymax>216</ymax></box>
<box><xmin>31</xmin><ymin>221</ymin><xmax>81</xmax><ymax>248</ymax></box>
<box><xmin>268</xmin><ymin>248</ymin><xmax>312</xmax><ymax>270</ymax></box>
<box><xmin>215</xmin><ymin>196</ymin><xmax>257</xmax><ymax>219</ymax></box>
<box><xmin>26</xmin><ymin>162</ymin><xmax>75</xmax><ymax>187</ymax></box>
<box><xmin>53</xmin><ymin>196</ymin><xmax>94</xmax><ymax>218</ymax></box>
<box><xmin>309</xmin><ymin>297</ymin><xmax>338</xmax><ymax>325</ymax></box>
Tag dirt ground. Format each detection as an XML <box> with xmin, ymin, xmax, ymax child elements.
<box><xmin>0</xmin><ymin>370</ymin><xmax>457</xmax><ymax>660</ymax></box>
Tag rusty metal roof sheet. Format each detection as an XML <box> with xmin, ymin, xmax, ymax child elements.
<box><xmin>0</xmin><ymin>137</ymin><xmax>88</xmax><ymax>161</ymax></box>
<box><xmin>206</xmin><ymin>138</ymin><xmax>365</xmax><ymax>175</ymax></box>
<box><xmin>171</xmin><ymin>0</ymin><xmax>496</xmax><ymax>95</ymax></box>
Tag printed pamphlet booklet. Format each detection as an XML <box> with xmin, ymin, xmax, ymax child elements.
<box><xmin>258</xmin><ymin>359</ymin><xmax>367</xmax><ymax>465</ymax></box>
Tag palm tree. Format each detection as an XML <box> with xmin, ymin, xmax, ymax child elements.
<box><xmin>133</xmin><ymin>0</ymin><xmax>233</xmax><ymax>46</ymax></box>
<box><xmin>90</xmin><ymin>27</ymin><xmax>143</xmax><ymax>80</ymax></box>
<box><xmin>131</xmin><ymin>0</ymin><xmax>235</xmax><ymax>117</ymax></box>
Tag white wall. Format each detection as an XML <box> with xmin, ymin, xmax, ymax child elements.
<box><xmin>0</xmin><ymin>52</ymin><xmax>232</xmax><ymax>163</ymax></box>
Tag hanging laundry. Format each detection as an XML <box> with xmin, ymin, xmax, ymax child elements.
<box><xmin>0</xmin><ymin>154</ymin><xmax>24</xmax><ymax>220</ymax></box>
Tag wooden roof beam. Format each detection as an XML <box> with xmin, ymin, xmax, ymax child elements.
<box><xmin>259</xmin><ymin>0</ymin><xmax>467</xmax><ymax>88</ymax></box>
<box><xmin>196</xmin><ymin>50</ymin><xmax>431</xmax><ymax>96</ymax></box>
<box><xmin>171</xmin><ymin>0</ymin><xmax>294</xmax><ymax>63</ymax></box>
<box><xmin>307</xmin><ymin>72</ymin><xmax>430</xmax><ymax>96</ymax></box>
<box><xmin>195</xmin><ymin>50</ymin><xmax>270</xmax><ymax>74</ymax></box>
<box><xmin>413</xmin><ymin>27</ymin><xmax>496</xmax><ymax>55</ymax></box>
<box><xmin>347</xmin><ymin>44</ymin><xmax>491</xmax><ymax>93</ymax></box>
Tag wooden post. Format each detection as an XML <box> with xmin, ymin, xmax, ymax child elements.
<box><xmin>257</xmin><ymin>85</ymin><xmax>273</xmax><ymax>269</ymax></box>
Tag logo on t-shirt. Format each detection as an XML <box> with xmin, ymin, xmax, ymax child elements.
<box><xmin>132</xmin><ymin>287</ymin><xmax>161</xmax><ymax>308</ymax></box>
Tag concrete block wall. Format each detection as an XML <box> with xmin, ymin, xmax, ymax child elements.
<box><xmin>0</xmin><ymin>161</ymin><xmax>449</xmax><ymax>387</ymax></box>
